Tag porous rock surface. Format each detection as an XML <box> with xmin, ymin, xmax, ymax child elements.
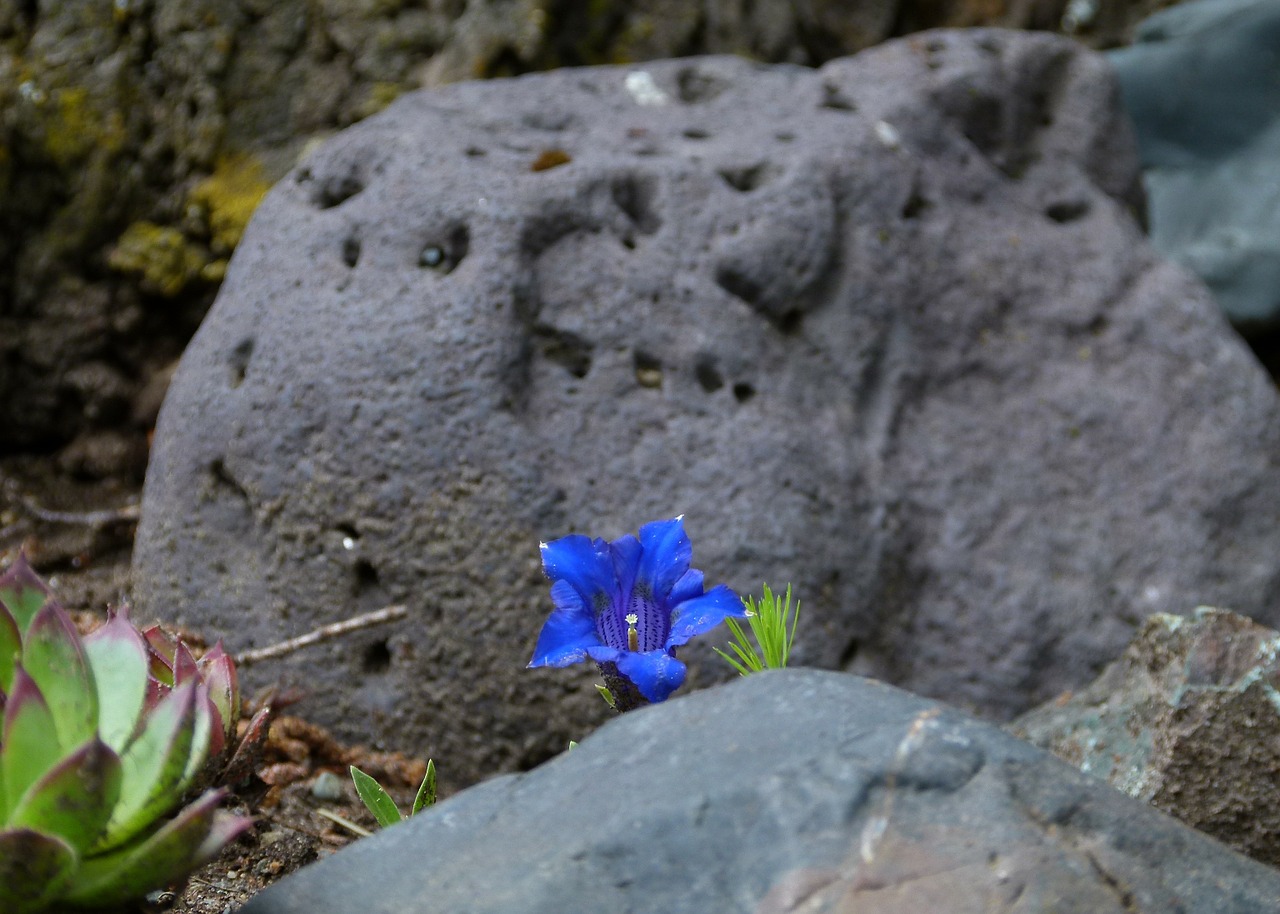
<box><xmin>135</xmin><ymin>30</ymin><xmax>1280</xmax><ymax>787</ymax></box>
<box><xmin>1108</xmin><ymin>0</ymin><xmax>1280</xmax><ymax>331</ymax></box>
<box><xmin>1015</xmin><ymin>607</ymin><xmax>1280</xmax><ymax>867</ymax></box>
<box><xmin>238</xmin><ymin>670</ymin><xmax>1280</xmax><ymax>914</ymax></box>
<box><xmin>2</xmin><ymin>0</ymin><xmax>1165</xmax><ymax>456</ymax></box>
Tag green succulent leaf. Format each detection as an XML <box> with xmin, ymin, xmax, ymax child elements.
<box><xmin>350</xmin><ymin>765</ymin><xmax>403</xmax><ymax>827</ymax></box>
<box><xmin>182</xmin><ymin>686</ymin><xmax>215</xmax><ymax>787</ymax></box>
<box><xmin>143</xmin><ymin>625</ymin><xmax>178</xmax><ymax>686</ymax></box>
<box><xmin>8</xmin><ymin>737</ymin><xmax>122</xmax><ymax>857</ymax></box>
<box><xmin>83</xmin><ymin>610</ymin><xmax>151</xmax><ymax>754</ymax></box>
<box><xmin>65</xmin><ymin>789</ymin><xmax>251</xmax><ymax>907</ymax></box>
<box><xmin>0</xmin><ymin>554</ymin><xmax>54</xmax><ymax>637</ymax></box>
<box><xmin>99</xmin><ymin>681</ymin><xmax>205</xmax><ymax>851</ymax></box>
<box><xmin>0</xmin><ymin>604</ymin><xmax>20</xmax><ymax>697</ymax></box>
<box><xmin>0</xmin><ymin>828</ymin><xmax>77</xmax><ymax>914</ymax></box>
<box><xmin>3</xmin><ymin>665</ymin><xmax>60</xmax><ymax>815</ymax></box>
<box><xmin>171</xmin><ymin>639</ymin><xmax>200</xmax><ymax>685</ymax></box>
<box><xmin>410</xmin><ymin>759</ymin><xmax>437</xmax><ymax>816</ymax></box>
<box><xmin>23</xmin><ymin>600</ymin><xmax>99</xmax><ymax>753</ymax></box>
<box><xmin>197</xmin><ymin>642</ymin><xmax>239</xmax><ymax>750</ymax></box>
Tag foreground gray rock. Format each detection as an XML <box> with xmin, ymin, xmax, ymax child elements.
<box><xmin>240</xmin><ymin>671</ymin><xmax>1280</xmax><ymax>914</ymax></box>
<box><xmin>135</xmin><ymin>30</ymin><xmax>1280</xmax><ymax>787</ymax></box>
<box><xmin>1016</xmin><ymin>607</ymin><xmax>1280</xmax><ymax>867</ymax></box>
<box><xmin>1109</xmin><ymin>0</ymin><xmax>1280</xmax><ymax>330</ymax></box>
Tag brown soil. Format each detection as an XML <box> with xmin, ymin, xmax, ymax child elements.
<box><xmin>0</xmin><ymin>456</ymin><xmax>430</xmax><ymax>914</ymax></box>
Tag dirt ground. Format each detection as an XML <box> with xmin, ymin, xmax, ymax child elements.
<box><xmin>0</xmin><ymin>455</ymin><xmax>434</xmax><ymax>914</ymax></box>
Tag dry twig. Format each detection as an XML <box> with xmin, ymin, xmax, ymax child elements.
<box><xmin>235</xmin><ymin>604</ymin><xmax>408</xmax><ymax>667</ymax></box>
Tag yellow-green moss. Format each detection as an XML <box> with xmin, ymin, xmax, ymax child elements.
<box><xmin>42</xmin><ymin>86</ymin><xmax>126</xmax><ymax>168</ymax></box>
<box><xmin>188</xmin><ymin>154</ymin><xmax>271</xmax><ymax>255</ymax></box>
<box><xmin>358</xmin><ymin>81</ymin><xmax>407</xmax><ymax>119</ymax></box>
<box><xmin>108</xmin><ymin>221</ymin><xmax>207</xmax><ymax>297</ymax></box>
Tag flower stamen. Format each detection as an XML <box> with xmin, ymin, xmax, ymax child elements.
<box><xmin>625</xmin><ymin>612</ymin><xmax>639</xmax><ymax>652</ymax></box>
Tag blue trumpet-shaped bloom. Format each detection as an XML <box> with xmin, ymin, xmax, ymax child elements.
<box><xmin>528</xmin><ymin>517</ymin><xmax>745</xmax><ymax>705</ymax></box>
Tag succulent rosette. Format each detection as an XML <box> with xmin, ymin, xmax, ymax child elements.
<box><xmin>528</xmin><ymin>516</ymin><xmax>746</xmax><ymax>710</ymax></box>
<box><xmin>0</xmin><ymin>555</ymin><xmax>250</xmax><ymax>912</ymax></box>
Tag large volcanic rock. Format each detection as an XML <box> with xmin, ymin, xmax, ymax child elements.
<box><xmin>238</xmin><ymin>670</ymin><xmax>1280</xmax><ymax>914</ymax></box>
<box><xmin>134</xmin><ymin>30</ymin><xmax>1280</xmax><ymax>787</ymax></box>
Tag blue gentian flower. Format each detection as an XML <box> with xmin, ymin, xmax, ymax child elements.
<box><xmin>528</xmin><ymin>516</ymin><xmax>745</xmax><ymax>710</ymax></box>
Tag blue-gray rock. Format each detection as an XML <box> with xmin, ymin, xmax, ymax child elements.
<box><xmin>133</xmin><ymin>29</ymin><xmax>1280</xmax><ymax>790</ymax></box>
<box><xmin>239</xmin><ymin>670</ymin><xmax>1280</xmax><ymax>914</ymax></box>
<box><xmin>1015</xmin><ymin>606</ymin><xmax>1280</xmax><ymax>867</ymax></box>
<box><xmin>1108</xmin><ymin>0</ymin><xmax>1280</xmax><ymax>330</ymax></box>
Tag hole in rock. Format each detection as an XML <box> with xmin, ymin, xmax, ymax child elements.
<box><xmin>634</xmin><ymin>350</ymin><xmax>663</xmax><ymax>389</ymax></box>
<box><xmin>695</xmin><ymin>357</ymin><xmax>724</xmax><ymax>393</ymax></box>
<box><xmin>819</xmin><ymin>82</ymin><xmax>857</xmax><ymax>111</ymax></box>
<box><xmin>228</xmin><ymin>338</ymin><xmax>254</xmax><ymax>389</ymax></box>
<box><xmin>732</xmin><ymin>382</ymin><xmax>755</xmax><ymax>403</ymax></box>
<box><xmin>418</xmin><ymin>224</ymin><xmax>470</xmax><ymax>274</ymax></box>
<box><xmin>778</xmin><ymin>308</ymin><xmax>803</xmax><ymax>335</ymax></box>
<box><xmin>676</xmin><ymin>67</ymin><xmax>728</xmax><ymax>103</ymax></box>
<box><xmin>208</xmin><ymin>458</ymin><xmax>250</xmax><ymax>502</ymax></box>
<box><xmin>901</xmin><ymin>190</ymin><xmax>931</xmax><ymax>220</ymax></box>
<box><xmin>536</xmin><ymin>326</ymin><xmax>593</xmax><ymax>379</ymax></box>
<box><xmin>353</xmin><ymin>559</ymin><xmax>380</xmax><ymax>592</ymax></box>
<box><xmin>309</xmin><ymin>168</ymin><xmax>366</xmax><ymax>209</ymax></box>
<box><xmin>611</xmin><ymin>174</ymin><xmax>661</xmax><ymax>235</ymax></box>
<box><xmin>465</xmin><ymin>146</ymin><xmax>487</xmax><ymax>157</ymax></box>
<box><xmin>683</xmin><ymin>128</ymin><xmax>710</xmax><ymax>140</ymax></box>
<box><xmin>361</xmin><ymin>639</ymin><xmax>392</xmax><ymax>674</ymax></box>
<box><xmin>341</xmin><ymin>235</ymin><xmax>361</xmax><ymax>268</ymax></box>
<box><xmin>1045</xmin><ymin>200</ymin><xmax>1090</xmax><ymax>224</ymax></box>
<box><xmin>717</xmin><ymin>163</ymin><xmax>772</xmax><ymax>193</ymax></box>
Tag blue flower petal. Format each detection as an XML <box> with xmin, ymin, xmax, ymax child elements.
<box><xmin>635</xmin><ymin>517</ymin><xmax>692</xmax><ymax>600</ymax></box>
<box><xmin>528</xmin><ymin>582</ymin><xmax>603</xmax><ymax>668</ymax></box>
<box><xmin>541</xmin><ymin>534</ymin><xmax>617</xmax><ymax>611</ymax></box>
<box><xmin>609</xmin><ymin>535</ymin><xmax>643</xmax><ymax>602</ymax></box>
<box><xmin>547</xmin><ymin>578</ymin><xmax>585</xmax><ymax>614</ymax></box>
<box><xmin>665</xmin><ymin>584</ymin><xmax>747</xmax><ymax>648</ymax></box>
<box><xmin>668</xmin><ymin>567</ymin><xmax>705</xmax><ymax>606</ymax></box>
<box><xmin>584</xmin><ymin>644</ymin><xmax>622</xmax><ymax>664</ymax></box>
<box><xmin>614</xmin><ymin>650</ymin><xmax>687</xmax><ymax>703</ymax></box>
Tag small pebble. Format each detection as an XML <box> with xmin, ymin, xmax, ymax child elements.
<box><xmin>311</xmin><ymin>770</ymin><xmax>345</xmax><ymax>801</ymax></box>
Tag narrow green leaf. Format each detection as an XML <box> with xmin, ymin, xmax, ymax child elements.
<box><xmin>350</xmin><ymin>766</ymin><xmax>402</xmax><ymax>827</ymax></box>
<box><xmin>99</xmin><ymin>681</ymin><xmax>200</xmax><ymax>851</ymax></box>
<box><xmin>410</xmin><ymin>760</ymin><xmax>436</xmax><ymax>816</ymax></box>
<box><xmin>712</xmin><ymin>645</ymin><xmax>753</xmax><ymax>678</ymax></box>
<box><xmin>595</xmin><ymin>684</ymin><xmax>617</xmax><ymax>710</ymax></box>
<box><xmin>83</xmin><ymin>610</ymin><xmax>151</xmax><ymax>753</ymax></box>
<box><xmin>9</xmin><ymin>737</ymin><xmax>122</xmax><ymax>856</ymax></box>
<box><xmin>65</xmin><ymin>789</ymin><xmax>250</xmax><ymax>907</ymax></box>
<box><xmin>23</xmin><ymin>601</ymin><xmax>99</xmax><ymax>753</ymax></box>
<box><xmin>3</xmin><ymin>665</ymin><xmax>60</xmax><ymax>813</ymax></box>
<box><xmin>0</xmin><ymin>828</ymin><xmax>77</xmax><ymax>914</ymax></box>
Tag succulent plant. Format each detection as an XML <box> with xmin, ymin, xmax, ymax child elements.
<box><xmin>0</xmin><ymin>554</ymin><xmax>251</xmax><ymax>912</ymax></box>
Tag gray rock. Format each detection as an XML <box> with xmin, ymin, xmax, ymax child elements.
<box><xmin>1015</xmin><ymin>607</ymin><xmax>1280</xmax><ymax>867</ymax></box>
<box><xmin>238</xmin><ymin>670</ymin><xmax>1280</xmax><ymax>914</ymax></box>
<box><xmin>1108</xmin><ymin>0</ymin><xmax>1280</xmax><ymax>330</ymax></box>
<box><xmin>134</xmin><ymin>31</ymin><xmax>1280</xmax><ymax>789</ymax></box>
